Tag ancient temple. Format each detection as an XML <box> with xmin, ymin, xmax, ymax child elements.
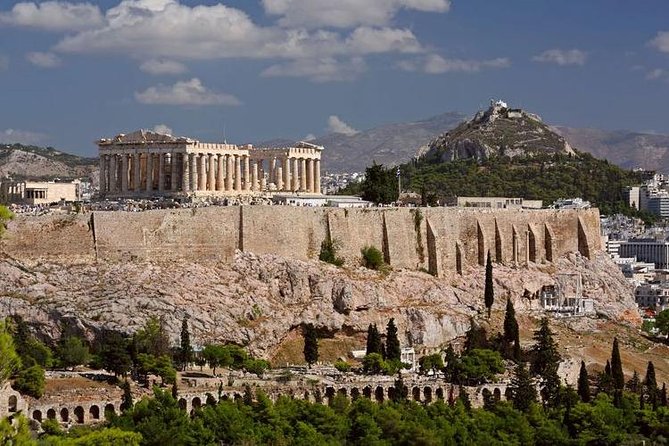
<box><xmin>96</xmin><ymin>130</ymin><xmax>323</xmax><ymax>197</ymax></box>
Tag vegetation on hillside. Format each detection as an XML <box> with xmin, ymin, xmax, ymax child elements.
<box><xmin>0</xmin><ymin>143</ymin><xmax>96</xmax><ymax>167</ymax></box>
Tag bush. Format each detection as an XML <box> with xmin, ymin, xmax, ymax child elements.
<box><xmin>14</xmin><ymin>364</ymin><xmax>45</xmax><ymax>398</ymax></box>
<box><xmin>58</xmin><ymin>336</ymin><xmax>90</xmax><ymax>369</ymax></box>
<box><xmin>361</xmin><ymin>246</ymin><xmax>384</xmax><ymax>270</ymax></box>
<box><xmin>319</xmin><ymin>239</ymin><xmax>344</xmax><ymax>266</ymax></box>
<box><xmin>41</xmin><ymin>418</ymin><xmax>62</xmax><ymax>436</ymax></box>
<box><xmin>243</xmin><ymin>359</ymin><xmax>270</xmax><ymax>377</ymax></box>
<box><xmin>334</xmin><ymin>360</ymin><xmax>351</xmax><ymax>372</ymax></box>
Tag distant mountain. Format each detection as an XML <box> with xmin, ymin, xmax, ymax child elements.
<box><xmin>0</xmin><ymin>143</ymin><xmax>97</xmax><ymax>180</ymax></box>
<box><xmin>259</xmin><ymin>112</ymin><xmax>466</xmax><ymax>173</ymax></box>
<box><xmin>553</xmin><ymin>127</ymin><xmax>669</xmax><ymax>173</ymax></box>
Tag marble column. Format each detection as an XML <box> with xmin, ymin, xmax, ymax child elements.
<box><xmin>109</xmin><ymin>155</ymin><xmax>117</xmax><ymax>193</ymax></box>
<box><xmin>292</xmin><ymin>158</ymin><xmax>300</xmax><ymax>191</ymax></box>
<box><xmin>269</xmin><ymin>158</ymin><xmax>275</xmax><ymax>186</ymax></box>
<box><xmin>216</xmin><ymin>155</ymin><xmax>225</xmax><ymax>191</ymax></box>
<box><xmin>133</xmin><ymin>153</ymin><xmax>141</xmax><ymax>191</ymax></box>
<box><xmin>225</xmin><ymin>155</ymin><xmax>233</xmax><ymax>192</ymax></box>
<box><xmin>307</xmin><ymin>159</ymin><xmax>314</xmax><ymax>193</ymax></box>
<box><xmin>276</xmin><ymin>165</ymin><xmax>284</xmax><ymax>191</ymax></box>
<box><xmin>234</xmin><ymin>155</ymin><xmax>242</xmax><ymax>191</ymax></box>
<box><xmin>198</xmin><ymin>154</ymin><xmax>207</xmax><ymax>191</ymax></box>
<box><xmin>99</xmin><ymin>156</ymin><xmax>106</xmax><ymax>194</ymax></box>
<box><xmin>120</xmin><ymin>154</ymin><xmax>129</xmax><ymax>192</ymax></box>
<box><xmin>146</xmin><ymin>152</ymin><xmax>154</xmax><ymax>192</ymax></box>
<box><xmin>283</xmin><ymin>157</ymin><xmax>290</xmax><ymax>192</ymax></box>
<box><xmin>251</xmin><ymin>161</ymin><xmax>258</xmax><ymax>191</ymax></box>
<box><xmin>188</xmin><ymin>154</ymin><xmax>197</xmax><ymax>191</ymax></box>
<box><xmin>314</xmin><ymin>159</ymin><xmax>321</xmax><ymax>194</ymax></box>
<box><xmin>243</xmin><ymin>156</ymin><xmax>251</xmax><ymax>191</ymax></box>
<box><xmin>300</xmin><ymin>158</ymin><xmax>307</xmax><ymax>192</ymax></box>
<box><xmin>182</xmin><ymin>153</ymin><xmax>191</xmax><ymax>192</ymax></box>
<box><xmin>170</xmin><ymin>153</ymin><xmax>179</xmax><ymax>191</ymax></box>
<box><xmin>208</xmin><ymin>154</ymin><xmax>216</xmax><ymax>191</ymax></box>
<box><xmin>158</xmin><ymin>153</ymin><xmax>165</xmax><ymax>192</ymax></box>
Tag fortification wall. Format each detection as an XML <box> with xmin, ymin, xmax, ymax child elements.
<box><xmin>2</xmin><ymin>206</ymin><xmax>601</xmax><ymax>273</ymax></box>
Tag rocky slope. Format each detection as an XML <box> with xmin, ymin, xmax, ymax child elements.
<box><xmin>0</xmin><ymin>144</ymin><xmax>97</xmax><ymax>180</ymax></box>
<box><xmin>0</xmin><ymin>248</ymin><xmax>638</xmax><ymax>359</ymax></box>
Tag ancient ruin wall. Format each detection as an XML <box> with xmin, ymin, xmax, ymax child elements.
<box><xmin>2</xmin><ymin>207</ymin><xmax>601</xmax><ymax>272</ymax></box>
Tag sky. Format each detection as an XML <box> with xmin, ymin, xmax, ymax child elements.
<box><xmin>1</xmin><ymin>0</ymin><xmax>669</xmax><ymax>156</ymax></box>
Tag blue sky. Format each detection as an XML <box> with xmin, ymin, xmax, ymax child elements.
<box><xmin>1</xmin><ymin>0</ymin><xmax>668</xmax><ymax>156</ymax></box>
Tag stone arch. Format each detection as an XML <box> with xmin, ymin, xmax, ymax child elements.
<box><xmin>325</xmin><ymin>387</ymin><xmax>336</xmax><ymax>403</ymax></box>
<box><xmin>350</xmin><ymin>388</ymin><xmax>360</xmax><ymax>400</ymax></box>
<box><xmin>191</xmin><ymin>397</ymin><xmax>202</xmax><ymax>410</ymax></box>
<box><xmin>178</xmin><ymin>398</ymin><xmax>187</xmax><ymax>411</ymax></box>
<box><xmin>387</xmin><ymin>387</ymin><xmax>396</xmax><ymax>401</ymax></box>
<box><xmin>89</xmin><ymin>405</ymin><xmax>100</xmax><ymax>420</ymax></box>
<box><xmin>233</xmin><ymin>393</ymin><xmax>242</xmax><ymax>401</ymax></box>
<box><xmin>8</xmin><ymin>395</ymin><xmax>17</xmax><ymax>412</ymax></box>
<box><xmin>221</xmin><ymin>394</ymin><xmax>230</xmax><ymax>401</ymax></box>
<box><xmin>423</xmin><ymin>387</ymin><xmax>433</xmax><ymax>403</ymax></box>
<box><xmin>494</xmin><ymin>219</ymin><xmax>504</xmax><ymax>263</ymax></box>
<box><xmin>505</xmin><ymin>387</ymin><xmax>513</xmax><ymax>401</ymax></box>
<box><xmin>363</xmin><ymin>386</ymin><xmax>372</xmax><ymax>399</ymax></box>
<box><xmin>206</xmin><ymin>394</ymin><xmax>217</xmax><ymax>406</ymax></box>
<box><xmin>374</xmin><ymin>386</ymin><xmax>385</xmax><ymax>402</ymax></box>
<box><xmin>544</xmin><ymin>223</ymin><xmax>555</xmax><ymax>262</ymax></box>
<box><xmin>455</xmin><ymin>242</ymin><xmax>463</xmax><ymax>275</ymax></box>
<box><xmin>337</xmin><ymin>388</ymin><xmax>347</xmax><ymax>398</ymax></box>
<box><xmin>60</xmin><ymin>408</ymin><xmax>69</xmax><ymax>422</ymax></box>
<box><xmin>74</xmin><ymin>406</ymin><xmax>85</xmax><ymax>424</ymax></box>
<box><xmin>412</xmin><ymin>386</ymin><xmax>421</xmax><ymax>401</ymax></box>
<box><xmin>436</xmin><ymin>388</ymin><xmax>444</xmax><ymax>400</ymax></box>
<box><xmin>477</xmin><ymin>221</ymin><xmax>486</xmax><ymax>266</ymax></box>
<box><xmin>32</xmin><ymin>410</ymin><xmax>42</xmax><ymax>422</ymax></box>
<box><xmin>47</xmin><ymin>409</ymin><xmax>56</xmax><ymax>420</ymax></box>
<box><xmin>493</xmin><ymin>388</ymin><xmax>502</xmax><ymax>401</ymax></box>
<box><xmin>527</xmin><ymin>224</ymin><xmax>539</xmax><ymax>263</ymax></box>
<box><xmin>303</xmin><ymin>391</ymin><xmax>310</xmax><ymax>401</ymax></box>
<box><xmin>104</xmin><ymin>403</ymin><xmax>115</xmax><ymax>416</ymax></box>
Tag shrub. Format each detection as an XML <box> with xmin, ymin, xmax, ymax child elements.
<box><xmin>319</xmin><ymin>238</ymin><xmax>344</xmax><ymax>266</ymax></box>
<box><xmin>334</xmin><ymin>360</ymin><xmax>351</xmax><ymax>373</ymax></box>
<box><xmin>361</xmin><ymin>246</ymin><xmax>384</xmax><ymax>270</ymax></box>
<box><xmin>243</xmin><ymin>359</ymin><xmax>270</xmax><ymax>377</ymax></box>
<box><xmin>14</xmin><ymin>364</ymin><xmax>45</xmax><ymax>398</ymax></box>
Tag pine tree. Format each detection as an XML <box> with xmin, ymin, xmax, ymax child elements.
<box><xmin>626</xmin><ymin>370</ymin><xmax>641</xmax><ymax>394</ymax></box>
<box><xmin>597</xmin><ymin>360</ymin><xmax>613</xmax><ymax>396</ymax></box>
<box><xmin>464</xmin><ymin>319</ymin><xmax>488</xmax><ymax>352</ymax></box>
<box><xmin>120</xmin><ymin>379</ymin><xmax>133</xmax><ymax>412</ymax></box>
<box><xmin>484</xmin><ymin>251</ymin><xmax>494</xmax><ymax>318</ymax></box>
<box><xmin>303</xmin><ymin>323</ymin><xmax>319</xmax><ymax>366</ymax></box>
<box><xmin>577</xmin><ymin>361</ymin><xmax>590</xmax><ymax>403</ymax></box>
<box><xmin>610</xmin><ymin>337</ymin><xmax>624</xmax><ymax>390</ymax></box>
<box><xmin>457</xmin><ymin>385</ymin><xmax>471</xmax><ymax>411</ymax></box>
<box><xmin>644</xmin><ymin>361</ymin><xmax>658</xmax><ymax>410</ymax></box>
<box><xmin>530</xmin><ymin>318</ymin><xmax>561</xmax><ymax>376</ymax></box>
<box><xmin>385</xmin><ymin>318</ymin><xmax>401</xmax><ymax>362</ymax></box>
<box><xmin>443</xmin><ymin>344</ymin><xmax>459</xmax><ymax>384</ymax></box>
<box><xmin>366</xmin><ymin>324</ymin><xmax>382</xmax><ymax>355</ymax></box>
<box><xmin>179</xmin><ymin>317</ymin><xmax>193</xmax><ymax>371</ymax></box>
<box><xmin>392</xmin><ymin>372</ymin><xmax>408</xmax><ymax>402</ymax></box>
<box><xmin>509</xmin><ymin>361</ymin><xmax>537</xmax><ymax>413</ymax></box>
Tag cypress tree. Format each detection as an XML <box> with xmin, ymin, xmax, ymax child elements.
<box><xmin>530</xmin><ymin>318</ymin><xmax>561</xmax><ymax>376</ymax></box>
<box><xmin>509</xmin><ymin>361</ymin><xmax>537</xmax><ymax>413</ymax></box>
<box><xmin>457</xmin><ymin>385</ymin><xmax>471</xmax><ymax>411</ymax></box>
<box><xmin>597</xmin><ymin>360</ymin><xmax>613</xmax><ymax>396</ymax></box>
<box><xmin>503</xmin><ymin>298</ymin><xmax>521</xmax><ymax>361</ymax></box>
<box><xmin>644</xmin><ymin>361</ymin><xmax>658</xmax><ymax>410</ymax></box>
<box><xmin>661</xmin><ymin>383</ymin><xmax>668</xmax><ymax>407</ymax></box>
<box><xmin>121</xmin><ymin>379</ymin><xmax>133</xmax><ymax>412</ymax></box>
<box><xmin>179</xmin><ymin>317</ymin><xmax>193</xmax><ymax>371</ymax></box>
<box><xmin>366</xmin><ymin>324</ymin><xmax>382</xmax><ymax>355</ymax></box>
<box><xmin>610</xmin><ymin>337</ymin><xmax>624</xmax><ymax>390</ymax></box>
<box><xmin>577</xmin><ymin>361</ymin><xmax>590</xmax><ymax>403</ymax></box>
<box><xmin>385</xmin><ymin>318</ymin><xmax>401</xmax><ymax>362</ymax></box>
<box><xmin>626</xmin><ymin>370</ymin><xmax>641</xmax><ymax>394</ymax></box>
<box><xmin>484</xmin><ymin>251</ymin><xmax>494</xmax><ymax>318</ymax></box>
<box><xmin>303</xmin><ymin>323</ymin><xmax>319</xmax><ymax>366</ymax></box>
<box><xmin>443</xmin><ymin>344</ymin><xmax>459</xmax><ymax>384</ymax></box>
<box><xmin>393</xmin><ymin>372</ymin><xmax>408</xmax><ymax>402</ymax></box>
<box><xmin>464</xmin><ymin>319</ymin><xmax>488</xmax><ymax>352</ymax></box>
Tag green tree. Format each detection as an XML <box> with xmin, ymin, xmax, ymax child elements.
<box><xmin>610</xmin><ymin>337</ymin><xmax>624</xmax><ymax>391</ymax></box>
<box><xmin>14</xmin><ymin>364</ymin><xmax>45</xmax><ymax>398</ymax></box>
<box><xmin>457</xmin><ymin>385</ymin><xmax>471</xmax><ymax>410</ymax></box>
<box><xmin>464</xmin><ymin>319</ymin><xmax>488</xmax><ymax>352</ymax></box>
<box><xmin>443</xmin><ymin>344</ymin><xmax>460</xmax><ymax>383</ymax></box>
<box><xmin>644</xmin><ymin>361</ymin><xmax>658</xmax><ymax>410</ymax></box>
<box><xmin>134</xmin><ymin>316</ymin><xmax>171</xmax><ymax>358</ymax></box>
<box><xmin>361</xmin><ymin>162</ymin><xmax>399</xmax><ymax>204</ymax></box>
<box><xmin>362</xmin><ymin>353</ymin><xmax>385</xmax><ymax>375</ymax></box>
<box><xmin>361</xmin><ymin>245</ymin><xmax>385</xmax><ymax>270</ymax></box>
<box><xmin>503</xmin><ymin>298</ymin><xmax>521</xmax><ymax>361</ymax></box>
<box><xmin>597</xmin><ymin>360</ymin><xmax>613</xmax><ymax>396</ymax></box>
<box><xmin>530</xmin><ymin>318</ymin><xmax>561</xmax><ymax>376</ymax></box>
<box><xmin>121</xmin><ymin>379</ymin><xmax>133</xmax><ymax>412</ymax></box>
<box><xmin>385</xmin><ymin>318</ymin><xmax>401</xmax><ymax>362</ymax></box>
<box><xmin>202</xmin><ymin>344</ymin><xmax>231</xmax><ymax>375</ymax></box>
<box><xmin>99</xmin><ymin>331</ymin><xmax>133</xmax><ymax>377</ymax></box>
<box><xmin>0</xmin><ymin>319</ymin><xmax>21</xmax><ymax>384</ymax></box>
<box><xmin>577</xmin><ymin>360</ymin><xmax>591</xmax><ymax>403</ymax></box>
<box><xmin>484</xmin><ymin>251</ymin><xmax>494</xmax><ymax>318</ymax></box>
<box><xmin>10</xmin><ymin>315</ymin><xmax>52</xmax><ymax>368</ymax></box>
<box><xmin>0</xmin><ymin>415</ymin><xmax>34</xmax><ymax>446</ymax></box>
<box><xmin>366</xmin><ymin>324</ymin><xmax>382</xmax><ymax>356</ymax></box>
<box><xmin>626</xmin><ymin>370</ymin><xmax>641</xmax><ymax>394</ymax></box>
<box><xmin>418</xmin><ymin>353</ymin><xmax>444</xmax><ymax>375</ymax></box>
<box><xmin>45</xmin><ymin>428</ymin><xmax>142</xmax><ymax>445</ymax></box>
<box><xmin>509</xmin><ymin>361</ymin><xmax>537</xmax><ymax>412</ymax></box>
<box><xmin>303</xmin><ymin>323</ymin><xmax>319</xmax><ymax>366</ymax></box>
<box><xmin>58</xmin><ymin>336</ymin><xmax>90</xmax><ymax>369</ymax></box>
<box><xmin>458</xmin><ymin>348</ymin><xmax>504</xmax><ymax>385</ymax></box>
<box><xmin>0</xmin><ymin>205</ymin><xmax>14</xmax><ymax>237</ymax></box>
<box><xmin>178</xmin><ymin>317</ymin><xmax>192</xmax><ymax>371</ymax></box>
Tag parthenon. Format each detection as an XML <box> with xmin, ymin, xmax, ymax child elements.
<box><xmin>96</xmin><ymin>130</ymin><xmax>323</xmax><ymax>197</ymax></box>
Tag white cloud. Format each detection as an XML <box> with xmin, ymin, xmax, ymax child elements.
<box><xmin>140</xmin><ymin>59</ymin><xmax>187</xmax><ymax>75</ymax></box>
<box><xmin>303</xmin><ymin>133</ymin><xmax>316</xmax><ymax>141</ymax></box>
<box><xmin>261</xmin><ymin>57</ymin><xmax>367</xmax><ymax>82</ymax></box>
<box><xmin>1</xmin><ymin>128</ymin><xmax>47</xmax><ymax>145</ymax></box>
<box><xmin>135</xmin><ymin>78</ymin><xmax>241</xmax><ymax>106</ymax></box>
<box><xmin>152</xmin><ymin>124</ymin><xmax>173</xmax><ymax>134</ymax></box>
<box><xmin>26</xmin><ymin>51</ymin><xmax>61</xmax><ymax>68</ymax></box>
<box><xmin>0</xmin><ymin>1</ymin><xmax>104</xmax><ymax>32</ymax></box>
<box><xmin>54</xmin><ymin>1</ymin><xmax>423</xmax><ymax>60</ymax></box>
<box><xmin>262</xmin><ymin>0</ymin><xmax>450</xmax><ymax>28</ymax></box>
<box><xmin>646</xmin><ymin>68</ymin><xmax>665</xmax><ymax>80</ymax></box>
<box><xmin>398</xmin><ymin>54</ymin><xmax>511</xmax><ymax>74</ymax></box>
<box><xmin>327</xmin><ymin>115</ymin><xmax>358</xmax><ymax>136</ymax></box>
<box><xmin>533</xmin><ymin>49</ymin><xmax>587</xmax><ymax>66</ymax></box>
<box><xmin>650</xmin><ymin>31</ymin><xmax>669</xmax><ymax>53</ymax></box>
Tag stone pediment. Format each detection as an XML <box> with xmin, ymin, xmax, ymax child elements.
<box><xmin>113</xmin><ymin>129</ymin><xmax>178</xmax><ymax>143</ymax></box>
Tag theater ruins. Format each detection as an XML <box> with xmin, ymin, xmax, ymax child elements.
<box><xmin>97</xmin><ymin>130</ymin><xmax>323</xmax><ymax>197</ymax></box>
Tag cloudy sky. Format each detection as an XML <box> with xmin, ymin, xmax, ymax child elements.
<box><xmin>1</xmin><ymin>0</ymin><xmax>668</xmax><ymax>155</ymax></box>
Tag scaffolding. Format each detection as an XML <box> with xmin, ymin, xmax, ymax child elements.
<box><xmin>540</xmin><ymin>273</ymin><xmax>594</xmax><ymax>317</ymax></box>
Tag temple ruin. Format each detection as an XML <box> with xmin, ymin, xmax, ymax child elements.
<box><xmin>96</xmin><ymin>130</ymin><xmax>323</xmax><ymax>197</ymax></box>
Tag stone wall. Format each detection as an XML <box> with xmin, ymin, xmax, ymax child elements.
<box><xmin>2</xmin><ymin>207</ymin><xmax>601</xmax><ymax>273</ymax></box>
